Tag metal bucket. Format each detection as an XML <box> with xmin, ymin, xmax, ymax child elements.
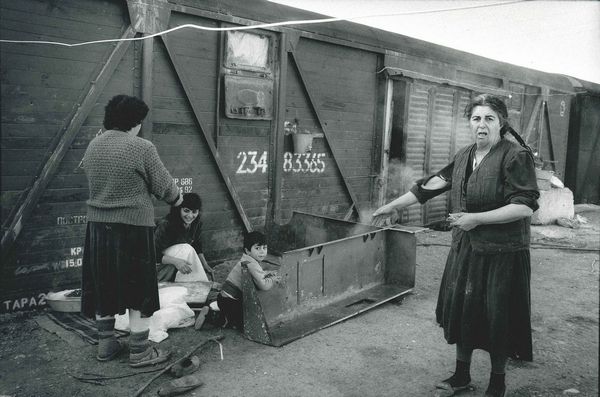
<box><xmin>292</xmin><ymin>133</ymin><xmax>313</xmax><ymax>154</ymax></box>
<box><xmin>242</xmin><ymin>212</ymin><xmax>416</xmax><ymax>346</ymax></box>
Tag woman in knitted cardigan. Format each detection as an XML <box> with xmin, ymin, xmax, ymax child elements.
<box><xmin>81</xmin><ymin>95</ymin><xmax>183</xmax><ymax>367</ymax></box>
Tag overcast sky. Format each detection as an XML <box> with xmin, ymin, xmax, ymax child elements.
<box><xmin>268</xmin><ymin>0</ymin><xmax>600</xmax><ymax>84</ymax></box>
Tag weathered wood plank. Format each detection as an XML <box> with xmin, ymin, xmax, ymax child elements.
<box><xmin>288</xmin><ymin>50</ymin><xmax>362</xmax><ymax>219</ymax></box>
<box><xmin>1</xmin><ymin>26</ymin><xmax>135</xmax><ymax>257</ymax></box>
<box><xmin>162</xmin><ymin>35</ymin><xmax>253</xmax><ymax>231</ymax></box>
<box><xmin>2</xmin><ymin>0</ymin><xmax>126</xmax><ymax>27</ymax></box>
<box><xmin>1</xmin><ymin>11</ymin><xmax>124</xmax><ymax>44</ymax></box>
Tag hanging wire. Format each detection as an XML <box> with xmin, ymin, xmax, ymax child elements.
<box><xmin>0</xmin><ymin>1</ymin><xmax>523</xmax><ymax>47</ymax></box>
<box><xmin>0</xmin><ymin>0</ymin><xmax>581</xmax><ymax>96</ymax></box>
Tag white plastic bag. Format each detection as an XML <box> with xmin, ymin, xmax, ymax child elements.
<box><xmin>114</xmin><ymin>286</ymin><xmax>194</xmax><ymax>342</ymax></box>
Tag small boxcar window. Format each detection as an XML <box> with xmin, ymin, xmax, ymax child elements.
<box><xmin>225</xmin><ymin>31</ymin><xmax>271</xmax><ymax>73</ymax></box>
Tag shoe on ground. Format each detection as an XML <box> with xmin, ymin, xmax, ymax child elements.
<box><xmin>170</xmin><ymin>355</ymin><xmax>200</xmax><ymax>378</ymax></box>
<box><xmin>96</xmin><ymin>339</ymin><xmax>127</xmax><ymax>362</ymax></box>
<box><xmin>484</xmin><ymin>386</ymin><xmax>506</xmax><ymax>397</ymax></box>
<box><xmin>434</xmin><ymin>380</ymin><xmax>472</xmax><ymax>397</ymax></box>
<box><xmin>157</xmin><ymin>373</ymin><xmax>203</xmax><ymax>396</ymax></box>
<box><xmin>129</xmin><ymin>346</ymin><xmax>171</xmax><ymax>368</ymax></box>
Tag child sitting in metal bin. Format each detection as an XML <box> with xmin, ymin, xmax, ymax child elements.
<box><xmin>216</xmin><ymin>231</ymin><xmax>282</xmax><ymax>330</ymax></box>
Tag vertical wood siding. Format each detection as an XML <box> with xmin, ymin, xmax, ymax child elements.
<box><xmin>0</xmin><ymin>0</ymin><xmax>578</xmax><ymax>312</ymax></box>
<box><xmin>0</xmin><ymin>0</ymin><xmax>130</xmax><ymax>312</ymax></box>
<box><xmin>153</xmin><ymin>12</ymin><xmax>245</xmax><ymax>260</ymax></box>
<box><xmin>280</xmin><ymin>38</ymin><xmax>378</xmax><ymax>221</ymax></box>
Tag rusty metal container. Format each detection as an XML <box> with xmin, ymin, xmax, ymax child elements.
<box><xmin>241</xmin><ymin>212</ymin><xmax>416</xmax><ymax>346</ymax></box>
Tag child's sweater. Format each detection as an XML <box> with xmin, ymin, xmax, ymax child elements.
<box><xmin>221</xmin><ymin>253</ymin><xmax>276</xmax><ymax>300</ymax></box>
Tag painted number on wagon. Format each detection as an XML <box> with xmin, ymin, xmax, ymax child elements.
<box><xmin>283</xmin><ymin>152</ymin><xmax>325</xmax><ymax>173</ymax></box>
<box><xmin>236</xmin><ymin>151</ymin><xmax>268</xmax><ymax>174</ymax></box>
<box><xmin>173</xmin><ymin>177</ymin><xmax>193</xmax><ymax>193</ymax></box>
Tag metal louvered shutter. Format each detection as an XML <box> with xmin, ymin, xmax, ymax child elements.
<box><xmin>401</xmin><ymin>81</ymin><xmax>475</xmax><ymax>225</ymax></box>
<box><xmin>403</xmin><ymin>82</ymin><xmax>429</xmax><ymax>224</ymax></box>
<box><xmin>424</xmin><ymin>86</ymin><xmax>455</xmax><ymax>222</ymax></box>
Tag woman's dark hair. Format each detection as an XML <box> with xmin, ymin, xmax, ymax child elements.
<box><xmin>166</xmin><ymin>193</ymin><xmax>202</xmax><ymax>228</ymax></box>
<box><xmin>464</xmin><ymin>93</ymin><xmax>531</xmax><ymax>151</ymax></box>
<box><xmin>103</xmin><ymin>94</ymin><xmax>149</xmax><ymax>132</ymax></box>
<box><xmin>243</xmin><ymin>231</ymin><xmax>266</xmax><ymax>252</ymax></box>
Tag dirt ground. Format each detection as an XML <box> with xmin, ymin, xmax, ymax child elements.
<box><xmin>0</xmin><ymin>207</ymin><xmax>598</xmax><ymax>397</ymax></box>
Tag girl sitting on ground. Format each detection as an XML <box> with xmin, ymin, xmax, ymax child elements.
<box><xmin>154</xmin><ymin>193</ymin><xmax>214</xmax><ymax>282</ymax></box>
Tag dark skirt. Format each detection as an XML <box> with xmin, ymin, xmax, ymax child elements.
<box><xmin>81</xmin><ymin>222</ymin><xmax>160</xmax><ymax>319</ymax></box>
<box><xmin>435</xmin><ymin>231</ymin><xmax>533</xmax><ymax>361</ymax></box>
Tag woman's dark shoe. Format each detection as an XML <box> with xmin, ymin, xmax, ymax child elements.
<box><xmin>170</xmin><ymin>355</ymin><xmax>201</xmax><ymax>378</ymax></box>
<box><xmin>484</xmin><ymin>385</ymin><xmax>506</xmax><ymax>397</ymax></box>
<box><xmin>434</xmin><ymin>373</ymin><xmax>472</xmax><ymax>397</ymax></box>
<box><xmin>484</xmin><ymin>372</ymin><xmax>506</xmax><ymax>397</ymax></box>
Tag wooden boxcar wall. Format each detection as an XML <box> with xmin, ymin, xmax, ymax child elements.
<box><xmin>152</xmin><ymin>11</ymin><xmax>248</xmax><ymax>260</ymax></box>
<box><xmin>280</xmin><ymin>37</ymin><xmax>378</xmax><ymax>221</ymax></box>
<box><xmin>1</xmin><ymin>0</ymin><xmax>134</xmax><ymax>312</ymax></box>
<box><xmin>0</xmin><ymin>0</ymin><xmax>579</xmax><ymax>312</ymax></box>
<box><xmin>565</xmin><ymin>93</ymin><xmax>600</xmax><ymax>204</ymax></box>
<box><xmin>0</xmin><ymin>0</ymin><xmax>380</xmax><ymax>312</ymax></box>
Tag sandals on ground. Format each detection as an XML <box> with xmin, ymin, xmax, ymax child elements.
<box><xmin>434</xmin><ymin>379</ymin><xmax>472</xmax><ymax>397</ymax></box>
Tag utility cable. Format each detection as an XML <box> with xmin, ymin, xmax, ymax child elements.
<box><xmin>0</xmin><ymin>1</ymin><xmax>523</xmax><ymax>47</ymax></box>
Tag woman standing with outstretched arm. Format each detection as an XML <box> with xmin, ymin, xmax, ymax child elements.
<box><xmin>373</xmin><ymin>94</ymin><xmax>539</xmax><ymax>397</ymax></box>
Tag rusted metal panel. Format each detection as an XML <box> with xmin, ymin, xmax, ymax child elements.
<box><xmin>223</xmin><ymin>75</ymin><xmax>273</xmax><ymax>120</ymax></box>
<box><xmin>242</xmin><ymin>212</ymin><xmax>416</xmax><ymax>346</ymax></box>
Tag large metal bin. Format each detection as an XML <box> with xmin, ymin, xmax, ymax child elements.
<box><xmin>241</xmin><ymin>212</ymin><xmax>416</xmax><ymax>346</ymax></box>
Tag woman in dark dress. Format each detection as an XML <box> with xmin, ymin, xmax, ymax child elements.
<box><xmin>81</xmin><ymin>95</ymin><xmax>182</xmax><ymax>367</ymax></box>
<box><xmin>373</xmin><ymin>94</ymin><xmax>539</xmax><ymax>397</ymax></box>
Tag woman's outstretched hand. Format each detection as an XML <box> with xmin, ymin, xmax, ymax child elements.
<box><xmin>372</xmin><ymin>203</ymin><xmax>397</xmax><ymax>226</ymax></box>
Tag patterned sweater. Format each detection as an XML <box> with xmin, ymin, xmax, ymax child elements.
<box><xmin>82</xmin><ymin>130</ymin><xmax>180</xmax><ymax>226</ymax></box>
<box><xmin>221</xmin><ymin>253</ymin><xmax>276</xmax><ymax>300</ymax></box>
